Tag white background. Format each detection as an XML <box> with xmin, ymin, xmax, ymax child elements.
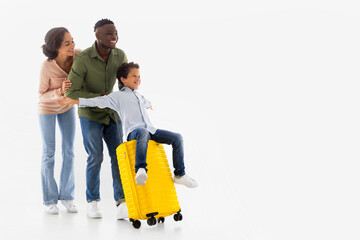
<box><xmin>0</xmin><ymin>0</ymin><xmax>360</xmax><ymax>239</ymax></box>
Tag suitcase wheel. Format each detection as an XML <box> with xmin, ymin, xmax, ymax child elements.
<box><xmin>147</xmin><ymin>216</ymin><xmax>157</xmax><ymax>226</ymax></box>
<box><xmin>130</xmin><ymin>218</ymin><xmax>141</xmax><ymax>229</ymax></box>
<box><xmin>173</xmin><ymin>212</ymin><xmax>183</xmax><ymax>221</ymax></box>
<box><xmin>158</xmin><ymin>217</ymin><xmax>165</xmax><ymax>223</ymax></box>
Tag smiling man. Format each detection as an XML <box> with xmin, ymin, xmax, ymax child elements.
<box><xmin>65</xmin><ymin>19</ymin><xmax>128</xmax><ymax>219</ymax></box>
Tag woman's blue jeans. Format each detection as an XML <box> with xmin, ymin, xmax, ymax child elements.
<box><xmin>80</xmin><ymin>117</ymin><xmax>124</xmax><ymax>203</ymax></box>
<box><xmin>39</xmin><ymin>108</ymin><xmax>75</xmax><ymax>206</ymax></box>
<box><xmin>127</xmin><ymin>128</ymin><xmax>186</xmax><ymax>177</ymax></box>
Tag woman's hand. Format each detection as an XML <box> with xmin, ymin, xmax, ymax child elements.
<box><xmin>61</xmin><ymin>78</ymin><xmax>72</xmax><ymax>95</ymax></box>
<box><xmin>57</xmin><ymin>97</ymin><xmax>79</xmax><ymax>105</ymax></box>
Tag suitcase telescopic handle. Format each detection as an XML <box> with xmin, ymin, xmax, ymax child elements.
<box><xmin>114</xmin><ymin>111</ymin><xmax>124</xmax><ymax>144</ymax></box>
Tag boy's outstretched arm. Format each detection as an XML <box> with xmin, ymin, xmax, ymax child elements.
<box><xmin>58</xmin><ymin>93</ymin><xmax>119</xmax><ymax>112</ymax></box>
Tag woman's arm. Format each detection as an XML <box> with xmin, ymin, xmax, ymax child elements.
<box><xmin>57</xmin><ymin>97</ymin><xmax>79</xmax><ymax>105</ymax></box>
<box><xmin>38</xmin><ymin>64</ymin><xmax>63</xmax><ymax>101</ymax></box>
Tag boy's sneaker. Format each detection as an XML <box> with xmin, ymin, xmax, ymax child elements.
<box><xmin>46</xmin><ymin>204</ymin><xmax>59</xmax><ymax>215</ymax></box>
<box><xmin>135</xmin><ymin>168</ymin><xmax>148</xmax><ymax>185</ymax></box>
<box><xmin>116</xmin><ymin>202</ymin><xmax>129</xmax><ymax>220</ymax></box>
<box><xmin>87</xmin><ymin>201</ymin><xmax>102</xmax><ymax>219</ymax></box>
<box><xmin>174</xmin><ymin>174</ymin><xmax>198</xmax><ymax>188</ymax></box>
<box><xmin>61</xmin><ymin>200</ymin><xmax>78</xmax><ymax>213</ymax></box>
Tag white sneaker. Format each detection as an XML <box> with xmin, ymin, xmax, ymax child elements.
<box><xmin>117</xmin><ymin>202</ymin><xmax>129</xmax><ymax>220</ymax></box>
<box><xmin>87</xmin><ymin>201</ymin><xmax>102</xmax><ymax>219</ymax></box>
<box><xmin>135</xmin><ymin>168</ymin><xmax>148</xmax><ymax>185</ymax></box>
<box><xmin>61</xmin><ymin>200</ymin><xmax>78</xmax><ymax>213</ymax></box>
<box><xmin>46</xmin><ymin>204</ymin><xmax>59</xmax><ymax>215</ymax></box>
<box><xmin>174</xmin><ymin>174</ymin><xmax>198</xmax><ymax>188</ymax></box>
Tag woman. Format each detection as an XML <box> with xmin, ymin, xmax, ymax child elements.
<box><xmin>38</xmin><ymin>27</ymin><xmax>80</xmax><ymax>214</ymax></box>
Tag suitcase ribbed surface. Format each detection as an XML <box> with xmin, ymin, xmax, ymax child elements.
<box><xmin>117</xmin><ymin>140</ymin><xmax>181</xmax><ymax>220</ymax></box>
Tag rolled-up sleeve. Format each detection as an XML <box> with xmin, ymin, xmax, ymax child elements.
<box><xmin>65</xmin><ymin>56</ymin><xmax>100</xmax><ymax>100</ymax></box>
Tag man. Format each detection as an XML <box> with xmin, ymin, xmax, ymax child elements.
<box><xmin>65</xmin><ymin>19</ymin><xmax>128</xmax><ymax>219</ymax></box>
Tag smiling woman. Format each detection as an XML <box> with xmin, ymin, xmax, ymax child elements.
<box><xmin>38</xmin><ymin>27</ymin><xmax>81</xmax><ymax>215</ymax></box>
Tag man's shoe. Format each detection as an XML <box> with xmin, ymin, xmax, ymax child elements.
<box><xmin>46</xmin><ymin>204</ymin><xmax>59</xmax><ymax>215</ymax></box>
<box><xmin>87</xmin><ymin>201</ymin><xmax>102</xmax><ymax>219</ymax></box>
<box><xmin>174</xmin><ymin>174</ymin><xmax>198</xmax><ymax>188</ymax></box>
<box><xmin>61</xmin><ymin>200</ymin><xmax>78</xmax><ymax>213</ymax></box>
<box><xmin>117</xmin><ymin>202</ymin><xmax>129</xmax><ymax>220</ymax></box>
<box><xmin>135</xmin><ymin>168</ymin><xmax>148</xmax><ymax>185</ymax></box>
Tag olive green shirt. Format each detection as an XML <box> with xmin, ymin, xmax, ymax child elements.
<box><xmin>65</xmin><ymin>42</ymin><xmax>127</xmax><ymax>125</ymax></box>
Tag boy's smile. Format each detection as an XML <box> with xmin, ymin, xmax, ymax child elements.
<box><xmin>121</xmin><ymin>68</ymin><xmax>141</xmax><ymax>91</ymax></box>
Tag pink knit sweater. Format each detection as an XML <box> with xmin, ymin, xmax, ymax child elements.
<box><xmin>38</xmin><ymin>50</ymin><xmax>80</xmax><ymax>114</ymax></box>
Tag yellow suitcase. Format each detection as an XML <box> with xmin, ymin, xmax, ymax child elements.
<box><xmin>116</xmin><ymin>139</ymin><xmax>182</xmax><ymax>228</ymax></box>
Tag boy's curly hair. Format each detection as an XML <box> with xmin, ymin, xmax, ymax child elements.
<box><xmin>117</xmin><ymin>62</ymin><xmax>140</xmax><ymax>90</ymax></box>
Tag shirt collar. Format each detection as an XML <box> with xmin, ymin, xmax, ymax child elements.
<box><xmin>121</xmin><ymin>87</ymin><xmax>132</xmax><ymax>92</ymax></box>
<box><xmin>90</xmin><ymin>41</ymin><xmax>118</xmax><ymax>60</ymax></box>
<box><xmin>121</xmin><ymin>87</ymin><xmax>138</xmax><ymax>92</ymax></box>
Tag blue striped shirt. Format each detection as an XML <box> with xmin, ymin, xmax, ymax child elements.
<box><xmin>79</xmin><ymin>87</ymin><xmax>156</xmax><ymax>142</ymax></box>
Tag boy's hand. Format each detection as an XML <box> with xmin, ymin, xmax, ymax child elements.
<box><xmin>57</xmin><ymin>97</ymin><xmax>79</xmax><ymax>105</ymax></box>
<box><xmin>150</xmin><ymin>105</ymin><xmax>153</xmax><ymax>110</ymax></box>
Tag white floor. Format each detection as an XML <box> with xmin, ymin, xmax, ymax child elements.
<box><xmin>2</xmin><ymin>108</ymin><xmax>360</xmax><ymax>240</ymax></box>
<box><xmin>0</xmin><ymin>113</ymin><xmax>249</xmax><ymax>240</ymax></box>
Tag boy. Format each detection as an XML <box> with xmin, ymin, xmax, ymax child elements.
<box><xmin>58</xmin><ymin>62</ymin><xmax>198</xmax><ymax>188</ymax></box>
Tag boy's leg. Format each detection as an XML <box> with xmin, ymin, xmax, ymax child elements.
<box><xmin>127</xmin><ymin>128</ymin><xmax>150</xmax><ymax>172</ymax></box>
<box><xmin>150</xmin><ymin>129</ymin><xmax>185</xmax><ymax>177</ymax></box>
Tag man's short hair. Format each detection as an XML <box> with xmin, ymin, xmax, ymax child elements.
<box><xmin>94</xmin><ymin>19</ymin><xmax>114</xmax><ymax>31</ymax></box>
<box><xmin>116</xmin><ymin>62</ymin><xmax>140</xmax><ymax>90</ymax></box>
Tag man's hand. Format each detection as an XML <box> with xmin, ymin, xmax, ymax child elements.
<box><xmin>57</xmin><ymin>97</ymin><xmax>79</xmax><ymax>105</ymax></box>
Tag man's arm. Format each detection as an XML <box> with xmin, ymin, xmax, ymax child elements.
<box><xmin>65</xmin><ymin>57</ymin><xmax>101</xmax><ymax>100</ymax></box>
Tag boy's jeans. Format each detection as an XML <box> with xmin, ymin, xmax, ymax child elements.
<box><xmin>127</xmin><ymin>128</ymin><xmax>186</xmax><ymax>177</ymax></box>
<box><xmin>39</xmin><ymin>108</ymin><xmax>75</xmax><ymax>206</ymax></box>
<box><xmin>80</xmin><ymin>117</ymin><xmax>124</xmax><ymax>203</ymax></box>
